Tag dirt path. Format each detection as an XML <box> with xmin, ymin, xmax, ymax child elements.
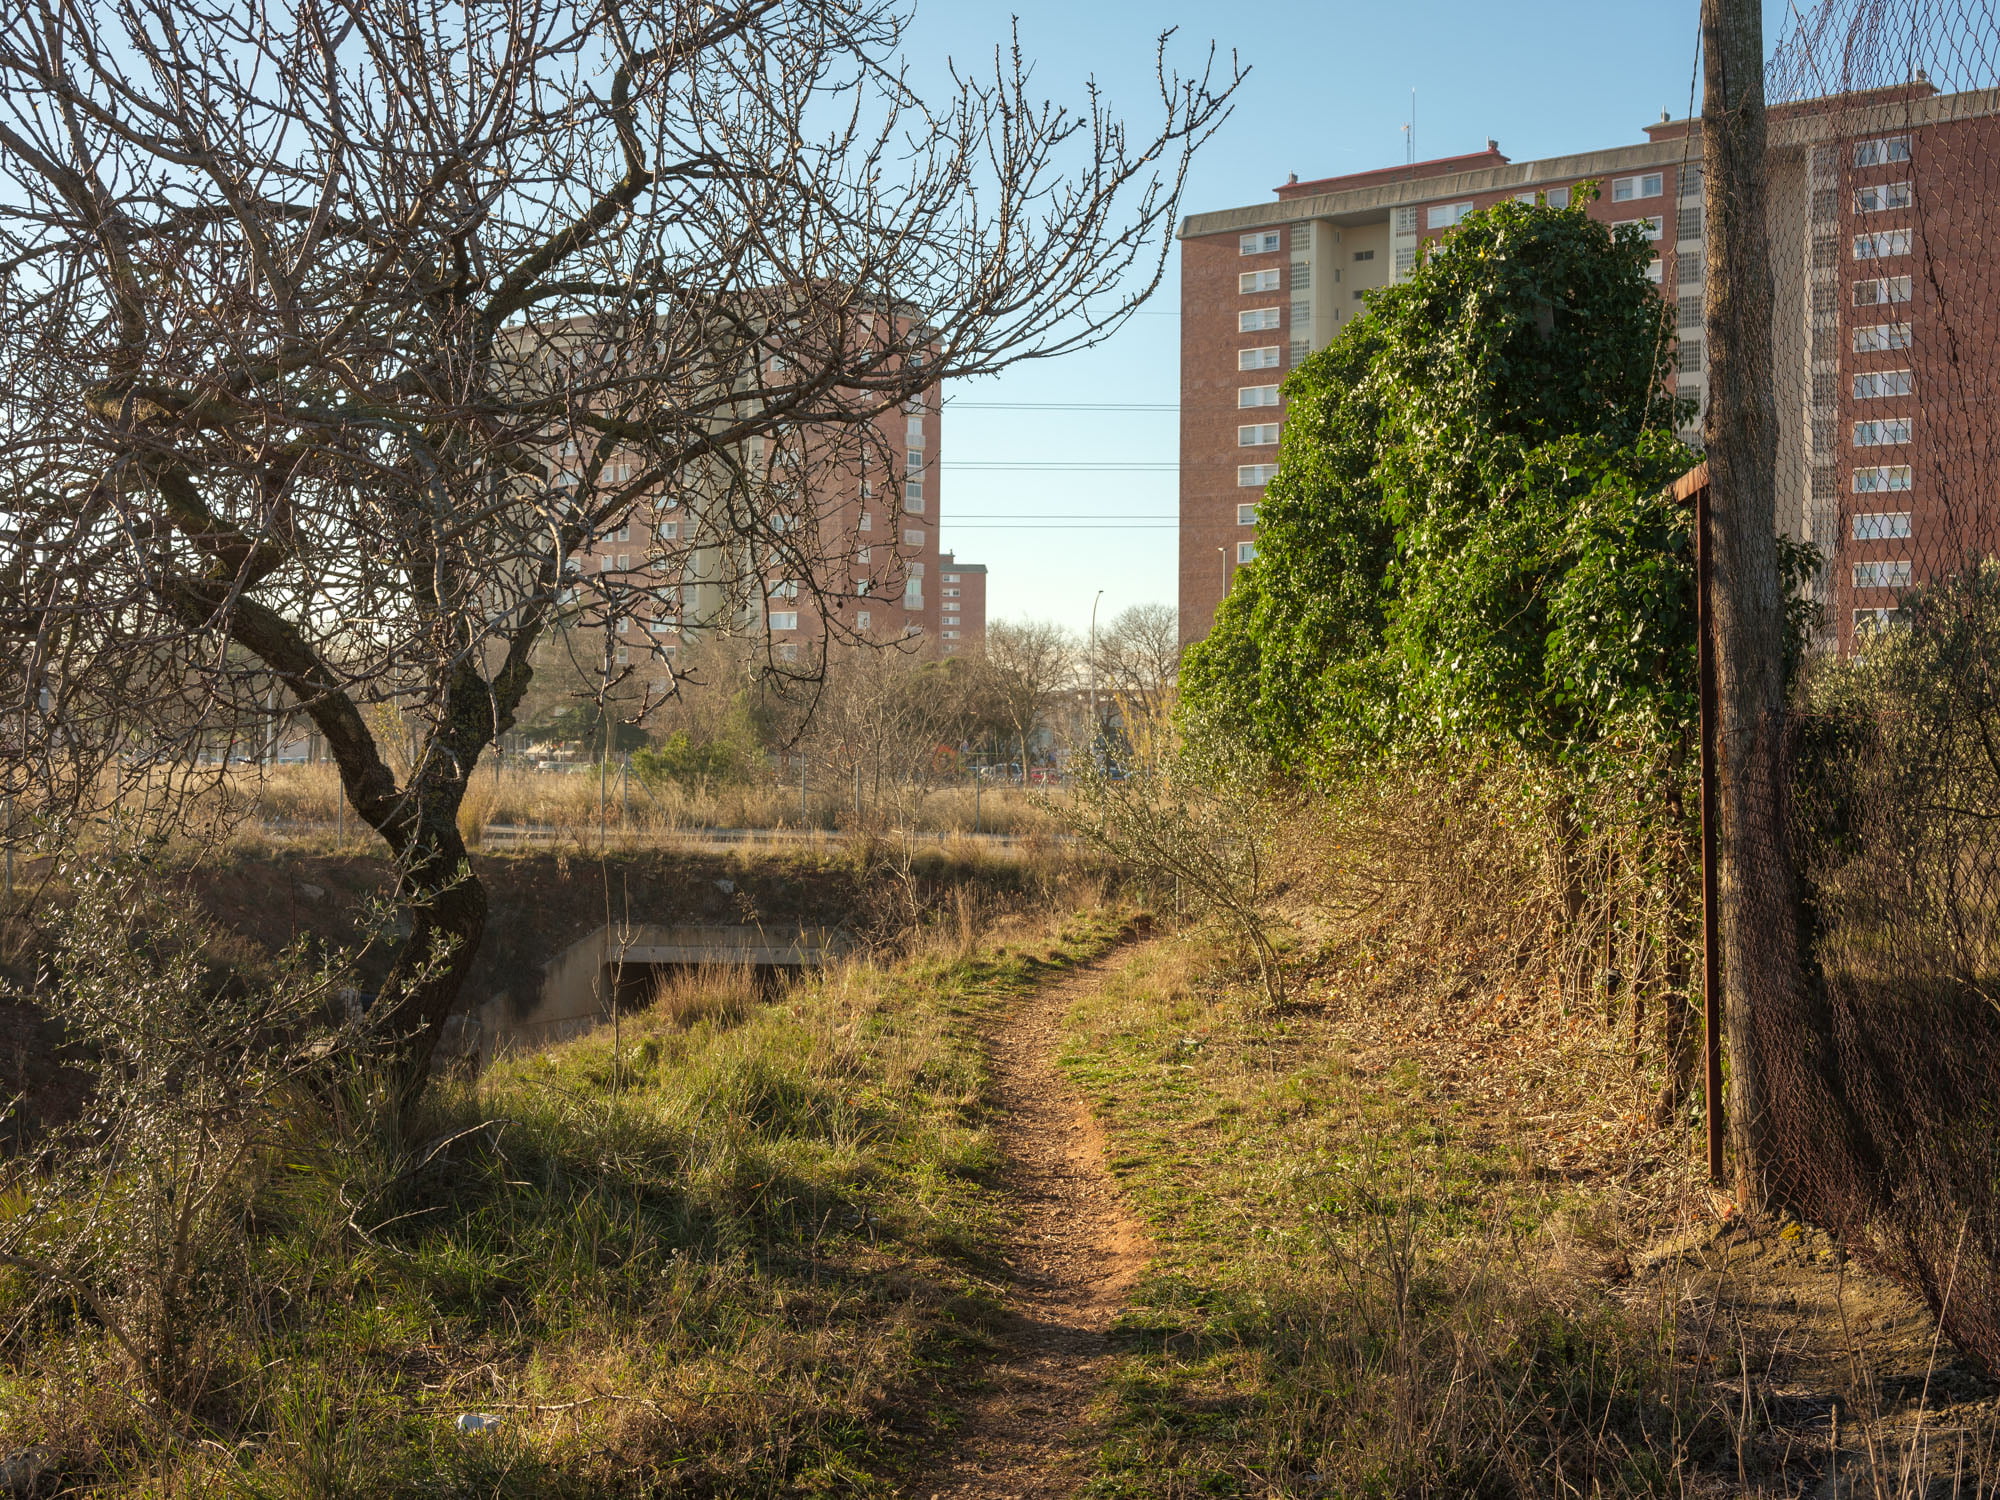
<box><xmin>917</xmin><ymin>951</ymin><xmax>1151</xmax><ymax>1500</ymax></box>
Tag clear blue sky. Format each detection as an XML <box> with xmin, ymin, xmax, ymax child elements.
<box><xmin>898</xmin><ymin>1</ymin><xmax>1792</xmax><ymax>636</ymax></box>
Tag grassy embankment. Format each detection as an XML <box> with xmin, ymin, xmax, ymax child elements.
<box><xmin>0</xmin><ymin>903</ymin><xmax>1128</xmax><ymax>1496</ymax></box>
<box><xmin>1059</xmin><ymin>925</ymin><xmax>2000</xmax><ymax>1497</ymax></box>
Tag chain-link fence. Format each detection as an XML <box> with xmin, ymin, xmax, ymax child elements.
<box><xmin>1708</xmin><ymin>0</ymin><xmax>2000</xmax><ymax>1371</ymax></box>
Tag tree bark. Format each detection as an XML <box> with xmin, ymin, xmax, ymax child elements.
<box><xmin>1701</xmin><ymin>0</ymin><xmax>1795</xmax><ymax>1214</ymax></box>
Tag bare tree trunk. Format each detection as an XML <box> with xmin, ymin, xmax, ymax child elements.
<box><xmin>1701</xmin><ymin>0</ymin><xmax>1794</xmax><ymax>1214</ymax></box>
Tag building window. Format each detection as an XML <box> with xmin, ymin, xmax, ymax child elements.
<box><xmin>943</xmin><ymin>587</ymin><xmax>959</xmax><ymax>597</ymax></box>
<box><xmin>1677</xmin><ymin>206</ymin><xmax>1703</xmax><ymax>241</ymax></box>
<box><xmin>1238</xmin><ymin>346</ymin><xmax>1282</xmax><ymax>371</ymax></box>
<box><xmin>909</xmin><ymin>563</ymin><xmax>924</xmax><ymax>577</ymax></box>
<box><xmin>1853</xmin><ymin>323</ymin><xmax>1914</xmax><ymax>354</ymax></box>
<box><xmin>1615</xmin><ymin>216</ymin><xmax>1665</xmax><ymax>241</ymax></box>
<box><xmin>1393</xmin><ymin>206</ymin><xmax>1418</xmax><ymax>233</ymax></box>
<box><xmin>1239</xmin><ymin>268</ymin><xmax>1282</xmax><ymax>294</ymax></box>
<box><xmin>1855</xmin><ymin>181</ymin><xmax>1912</xmax><ymax>212</ymax></box>
<box><xmin>657</xmin><ymin>521</ymin><xmax>679</xmax><ymax>540</ymax></box>
<box><xmin>1853</xmin><ymin>135</ymin><xmax>1912</xmax><ymax>167</ymax></box>
<box><xmin>1238</xmin><ymin>385</ymin><xmax>1281</xmax><ymax>408</ymax></box>
<box><xmin>1678</xmin><ymin>340</ymin><xmax>1704</xmax><ymax>374</ymax></box>
<box><xmin>1238</xmin><ymin>423</ymin><xmax>1280</xmax><ymax>446</ymax></box>
<box><xmin>859</xmin><ymin>511</ymin><xmax>873</xmax><ymax>532</ymax></box>
<box><xmin>1679</xmin><ymin>251</ymin><xmax>1703</xmax><ymax>287</ymax></box>
<box><xmin>1236</xmin><ymin>503</ymin><xmax>1258</xmax><ymax>525</ymax></box>
<box><xmin>599</xmin><ymin>554</ymin><xmax>613</xmax><ymax>571</ymax></box>
<box><xmin>902</xmin><ymin>528</ymin><xmax>925</xmax><ymax>545</ymax></box>
<box><xmin>1612</xmin><ymin>173</ymin><xmax>1664</xmax><ymax>201</ymax></box>
<box><xmin>1854</xmin><ymin>275</ymin><xmax>1914</xmax><ymax>305</ymax></box>
<box><xmin>1645</xmin><ymin>260</ymin><xmax>1664</xmax><ymax>284</ymax></box>
<box><xmin>649</xmin><ymin>619</ymin><xmax>673</xmax><ymax>634</ymax></box>
<box><xmin>942</xmin><ymin>572</ymin><xmax>959</xmax><ymax>582</ymax></box>
<box><xmin>905</xmin><ymin>449</ymin><xmax>924</xmax><ymax>471</ymax></box>
<box><xmin>1237</xmin><ymin>464</ymin><xmax>1278</xmax><ymax>486</ymax></box>
<box><xmin>942</xmin><ymin>630</ymin><xmax>960</xmax><ymax>640</ymax></box>
<box><xmin>616</xmin><ymin>616</ymin><xmax>630</xmax><ymax>634</ymax></box>
<box><xmin>1854</xmin><ymin>418</ymin><xmax>1912</xmax><ymax>446</ymax></box>
<box><xmin>903</xmin><ymin>580</ymin><xmax>923</xmax><ymax>608</ymax></box>
<box><xmin>1426</xmin><ymin>201</ymin><xmax>1474</xmax><ymax>230</ymax></box>
<box><xmin>903</xmin><ymin>483</ymin><xmax>925</xmax><ymax>510</ymax></box>
<box><xmin>1678</xmin><ymin>294</ymin><xmax>1704</xmax><ymax>326</ymax></box>
<box><xmin>1236</xmin><ymin>541</ymin><xmax>1257</xmax><ymax>564</ymax></box>
<box><xmin>1546</xmin><ymin>186</ymin><xmax>1572</xmax><ymax>208</ymax></box>
<box><xmin>1854</xmin><ymin>369</ymin><xmax>1914</xmax><ymax>399</ymax></box>
<box><xmin>1239</xmin><ymin>230</ymin><xmax>1281</xmax><ymax>255</ymax></box>
<box><xmin>1854</xmin><ymin>230</ymin><xmax>1913</xmax><ymax>259</ymax></box>
<box><xmin>616</xmin><ymin>524</ymin><xmax>631</xmax><ymax>542</ymax></box>
<box><xmin>1239</xmin><ymin>307</ymin><xmax>1281</xmax><ymax>332</ymax></box>
<box><xmin>906</xmin><ymin>415</ymin><xmax>924</xmax><ymax>443</ymax></box>
<box><xmin>856</xmin><ymin>610</ymin><xmax>871</xmax><ymax>630</ymax></box>
<box><xmin>615</xmin><ymin>646</ymin><xmax>629</xmax><ymax>664</ymax></box>
<box><xmin>769</xmin><ymin>610</ymin><xmax>799</xmax><ymax>631</ymax></box>
<box><xmin>1852</xmin><ymin>511</ymin><xmax>1913</xmax><ymax>540</ymax></box>
<box><xmin>1353</xmin><ymin>249</ymin><xmax>1375</xmax><ymax>262</ymax></box>
<box><xmin>1853</xmin><ymin>560</ymin><xmax>1913</xmax><ymax>589</ymax></box>
<box><xmin>1394</xmin><ymin>247</ymin><xmax>1416</xmax><ymax>274</ymax></box>
<box><xmin>1853</xmin><ymin>465</ymin><xmax>1913</xmax><ymax>493</ymax></box>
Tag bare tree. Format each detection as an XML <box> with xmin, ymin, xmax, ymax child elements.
<box><xmin>0</xmin><ymin>0</ymin><xmax>1238</xmax><ymax>1096</ymax></box>
<box><xmin>1089</xmin><ymin>601</ymin><xmax>1181</xmax><ymax>725</ymax></box>
<box><xmin>984</xmin><ymin>619</ymin><xmax>1078</xmax><ymax>775</ymax></box>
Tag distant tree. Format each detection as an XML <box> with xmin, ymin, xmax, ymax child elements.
<box><xmin>984</xmin><ymin>620</ymin><xmax>1079</xmax><ymax>774</ymax></box>
<box><xmin>0</xmin><ymin>0</ymin><xmax>1238</xmax><ymax>1098</ymax></box>
<box><xmin>1090</xmin><ymin>602</ymin><xmax>1181</xmax><ymax>725</ymax></box>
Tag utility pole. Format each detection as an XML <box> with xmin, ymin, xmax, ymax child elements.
<box><xmin>1702</xmin><ymin>0</ymin><xmax>1793</xmax><ymax>1214</ymax></box>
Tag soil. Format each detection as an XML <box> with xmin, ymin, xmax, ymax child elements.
<box><xmin>916</xmin><ymin>950</ymin><xmax>1151</xmax><ymax>1500</ymax></box>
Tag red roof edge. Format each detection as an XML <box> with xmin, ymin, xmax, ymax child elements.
<box><xmin>1275</xmin><ymin>146</ymin><xmax>1512</xmax><ymax>201</ymax></box>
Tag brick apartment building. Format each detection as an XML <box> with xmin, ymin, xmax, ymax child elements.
<box><xmin>1178</xmin><ymin>82</ymin><xmax>2000</xmax><ymax>651</ymax></box>
<box><xmin>936</xmin><ymin>552</ymin><xmax>988</xmax><ymax>654</ymax></box>
<box><xmin>567</xmin><ymin>362</ymin><xmax>949</xmax><ymax>689</ymax></box>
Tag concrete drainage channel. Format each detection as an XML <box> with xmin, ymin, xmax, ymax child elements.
<box><xmin>463</xmin><ymin>920</ymin><xmax>849</xmax><ymax>1064</ymax></box>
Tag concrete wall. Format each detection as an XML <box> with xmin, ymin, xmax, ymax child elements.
<box><xmin>471</xmin><ymin>921</ymin><xmax>843</xmax><ymax>1063</ymax></box>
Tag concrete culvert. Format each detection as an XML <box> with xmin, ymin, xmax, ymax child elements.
<box><xmin>471</xmin><ymin>923</ymin><xmax>845</xmax><ymax>1062</ymax></box>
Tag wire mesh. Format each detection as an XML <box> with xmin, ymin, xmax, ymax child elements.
<box><xmin>1735</xmin><ymin>0</ymin><xmax>2000</xmax><ymax>1371</ymax></box>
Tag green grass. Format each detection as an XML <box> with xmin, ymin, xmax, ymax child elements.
<box><xmin>0</xmin><ymin>907</ymin><xmax>1130</xmax><ymax>1497</ymax></box>
<box><xmin>1058</xmin><ymin>935</ymin><xmax>1716</xmax><ymax>1499</ymax></box>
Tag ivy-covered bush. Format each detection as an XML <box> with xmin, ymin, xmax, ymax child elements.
<box><xmin>1181</xmin><ymin>191</ymin><xmax>1697</xmax><ymax>777</ymax></box>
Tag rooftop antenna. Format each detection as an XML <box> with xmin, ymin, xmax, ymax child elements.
<box><xmin>1402</xmin><ymin>89</ymin><xmax>1416</xmax><ymax>164</ymax></box>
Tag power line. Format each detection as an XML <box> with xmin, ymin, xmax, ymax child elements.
<box><xmin>942</xmin><ymin>462</ymin><xmax>1177</xmax><ymax>471</ymax></box>
<box><xmin>943</xmin><ymin>401</ymin><xmax>1178</xmax><ymax>411</ymax></box>
<box><xmin>941</xmin><ymin>523</ymin><xmax>1177</xmax><ymax>529</ymax></box>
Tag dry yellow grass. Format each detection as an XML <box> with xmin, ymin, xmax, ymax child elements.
<box><xmin>232</xmin><ymin>762</ymin><xmax>1055</xmax><ymax>848</ymax></box>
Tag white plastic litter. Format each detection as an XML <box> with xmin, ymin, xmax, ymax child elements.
<box><xmin>455</xmin><ymin>1413</ymin><xmax>502</xmax><ymax>1434</ymax></box>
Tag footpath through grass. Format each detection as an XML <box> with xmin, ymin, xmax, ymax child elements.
<box><xmin>0</xmin><ymin>907</ymin><xmax>1129</xmax><ymax>1497</ymax></box>
<box><xmin>1059</xmin><ymin>934</ymin><xmax>1717</xmax><ymax>1500</ymax></box>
